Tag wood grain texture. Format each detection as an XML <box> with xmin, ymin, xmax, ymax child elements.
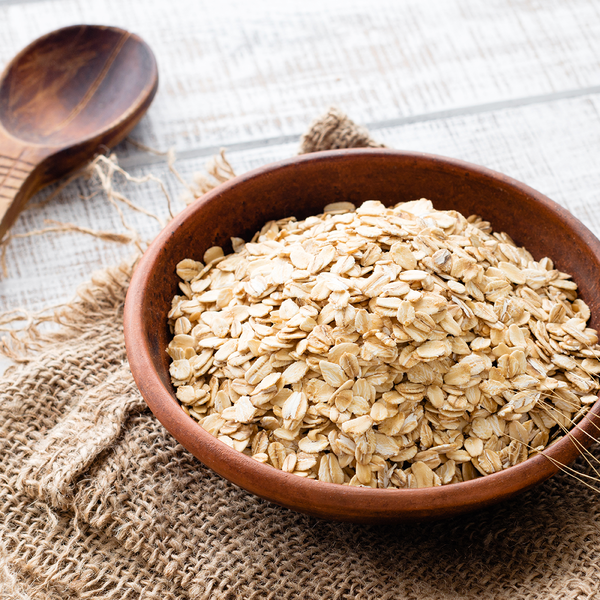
<box><xmin>1</xmin><ymin>0</ymin><xmax>600</xmax><ymax>155</ymax></box>
<box><xmin>0</xmin><ymin>24</ymin><xmax>158</xmax><ymax>239</ymax></box>
<box><xmin>0</xmin><ymin>140</ymin><xmax>37</xmax><ymax>235</ymax></box>
<box><xmin>0</xmin><ymin>150</ymin><xmax>34</xmax><ymax>204</ymax></box>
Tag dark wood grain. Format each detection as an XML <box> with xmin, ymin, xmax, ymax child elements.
<box><xmin>0</xmin><ymin>24</ymin><xmax>158</xmax><ymax>240</ymax></box>
<box><xmin>124</xmin><ymin>149</ymin><xmax>600</xmax><ymax>523</ymax></box>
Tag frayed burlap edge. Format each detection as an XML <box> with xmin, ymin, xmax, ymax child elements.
<box><xmin>299</xmin><ymin>106</ymin><xmax>385</xmax><ymax>153</ymax></box>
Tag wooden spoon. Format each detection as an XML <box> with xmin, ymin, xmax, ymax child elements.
<box><xmin>0</xmin><ymin>24</ymin><xmax>158</xmax><ymax>240</ymax></box>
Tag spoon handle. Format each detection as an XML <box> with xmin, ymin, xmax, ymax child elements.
<box><xmin>0</xmin><ymin>129</ymin><xmax>47</xmax><ymax>241</ymax></box>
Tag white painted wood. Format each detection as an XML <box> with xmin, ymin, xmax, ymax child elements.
<box><xmin>2</xmin><ymin>0</ymin><xmax>600</xmax><ymax>155</ymax></box>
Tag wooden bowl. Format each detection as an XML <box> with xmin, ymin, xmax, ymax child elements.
<box><xmin>124</xmin><ymin>149</ymin><xmax>600</xmax><ymax>522</ymax></box>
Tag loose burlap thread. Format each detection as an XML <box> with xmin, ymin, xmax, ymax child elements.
<box><xmin>1</xmin><ymin>108</ymin><xmax>599</xmax><ymax>600</ymax></box>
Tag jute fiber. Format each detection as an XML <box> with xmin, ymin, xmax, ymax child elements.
<box><xmin>1</xmin><ymin>108</ymin><xmax>599</xmax><ymax>599</ymax></box>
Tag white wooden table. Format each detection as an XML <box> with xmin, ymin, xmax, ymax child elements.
<box><xmin>1</xmin><ymin>0</ymin><xmax>600</xmax><ymax>316</ymax></box>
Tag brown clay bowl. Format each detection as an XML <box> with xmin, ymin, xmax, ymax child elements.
<box><xmin>124</xmin><ymin>149</ymin><xmax>600</xmax><ymax>522</ymax></box>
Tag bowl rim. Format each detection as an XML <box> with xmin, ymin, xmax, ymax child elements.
<box><xmin>124</xmin><ymin>148</ymin><xmax>600</xmax><ymax>521</ymax></box>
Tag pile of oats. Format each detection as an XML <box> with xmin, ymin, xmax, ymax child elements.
<box><xmin>166</xmin><ymin>199</ymin><xmax>600</xmax><ymax>488</ymax></box>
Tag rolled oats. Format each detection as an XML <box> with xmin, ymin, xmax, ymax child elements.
<box><xmin>168</xmin><ymin>199</ymin><xmax>600</xmax><ymax>488</ymax></box>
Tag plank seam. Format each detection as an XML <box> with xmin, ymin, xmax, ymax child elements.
<box><xmin>118</xmin><ymin>85</ymin><xmax>600</xmax><ymax>170</ymax></box>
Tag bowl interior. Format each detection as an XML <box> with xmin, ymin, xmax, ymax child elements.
<box><xmin>125</xmin><ymin>149</ymin><xmax>600</xmax><ymax>522</ymax></box>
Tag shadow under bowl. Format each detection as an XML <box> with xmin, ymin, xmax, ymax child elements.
<box><xmin>124</xmin><ymin>149</ymin><xmax>600</xmax><ymax>522</ymax></box>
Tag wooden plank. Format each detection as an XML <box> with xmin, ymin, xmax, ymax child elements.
<box><xmin>1</xmin><ymin>93</ymin><xmax>600</xmax><ymax>313</ymax></box>
<box><xmin>1</xmin><ymin>0</ymin><xmax>600</xmax><ymax>156</ymax></box>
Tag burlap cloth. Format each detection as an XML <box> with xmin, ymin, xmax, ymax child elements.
<box><xmin>1</xmin><ymin>109</ymin><xmax>599</xmax><ymax>600</ymax></box>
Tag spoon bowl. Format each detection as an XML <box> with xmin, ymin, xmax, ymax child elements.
<box><xmin>0</xmin><ymin>24</ymin><xmax>158</xmax><ymax>239</ymax></box>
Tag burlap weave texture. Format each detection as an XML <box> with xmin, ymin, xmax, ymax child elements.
<box><xmin>0</xmin><ymin>108</ymin><xmax>599</xmax><ymax>599</ymax></box>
